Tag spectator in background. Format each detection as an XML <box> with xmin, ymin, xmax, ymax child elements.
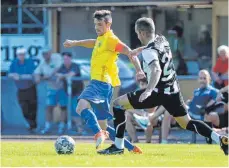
<box><xmin>160</xmin><ymin>70</ymin><xmax>219</xmax><ymax>143</ymax></box>
<box><xmin>195</xmin><ymin>27</ymin><xmax>212</xmax><ymax>70</ymax></box>
<box><xmin>212</xmin><ymin>45</ymin><xmax>229</xmax><ymax>89</ymax></box>
<box><xmin>55</xmin><ymin>52</ymin><xmax>85</xmax><ymax>134</ymax></box>
<box><xmin>176</xmin><ymin>50</ymin><xmax>188</xmax><ymax>75</ymax></box>
<box><xmin>8</xmin><ymin>48</ymin><xmax>37</xmax><ymax>132</ymax></box>
<box><xmin>34</xmin><ymin>48</ymin><xmax>62</xmax><ymax>134</ymax></box>
<box><xmin>167</xmin><ymin>24</ymin><xmax>185</xmax><ymax>73</ymax></box>
<box><xmin>204</xmin><ymin>85</ymin><xmax>228</xmax><ymax>143</ymax></box>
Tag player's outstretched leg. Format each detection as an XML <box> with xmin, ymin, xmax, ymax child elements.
<box><xmin>76</xmin><ymin>99</ymin><xmax>108</xmax><ymax>149</ymax></box>
<box><xmin>175</xmin><ymin>115</ymin><xmax>228</xmax><ymax>155</ymax></box>
<box><xmin>98</xmin><ymin>94</ymin><xmax>133</xmax><ymax>155</ymax></box>
<box><xmin>106</xmin><ymin>125</ymin><xmax>142</xmax><ymax>154</ymax></box>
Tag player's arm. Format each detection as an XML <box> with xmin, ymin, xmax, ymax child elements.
<box><xmin>115</xmin><ymin>42</ymin><xmax>144</xmax><ymax>73</ymax></box>
<box><xmin>142</xmin><ymin>49</ymin><xmax>162</xmax><ymax>92</ymax></box>
<box><xmin>146</xmin><ymin>60</ymin><xmax>162</xmax><ymax>92</ymax></box>
<box><xmin>138</xmin><ymin>58</ymin><xmax>161</xmax><ymax>102</ymax></box>
<box><xmin>63</xmin><ymin>39</ymin><xmax>96</xmax><ymax>48</ymax></box>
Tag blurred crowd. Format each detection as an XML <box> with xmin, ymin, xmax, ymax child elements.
<box><xmin>166</xmin><ymin>23</ymin><xmax>213</xmax><ymax>75</ymax></box>
<box><xmin>8</xmin><ymin>48</ymin><xmax>85</xmax><ymax>135</ymax></box>
<box><xmin>5</xmin><ymin>43</ymin><xmax>229</xmax><ymax>144</ymax></box>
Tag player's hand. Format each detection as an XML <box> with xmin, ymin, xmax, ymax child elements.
<box><xmin>136</xmin><ymin>71</ymin><xmax>146</xmax><ymax>82</ymax></box>
<box><xmin>63</xmin><ymin>39</ymin><xmax>75</xmax><ymax>48</ymax></box>
<box><xmin>139</xmin><ymin>89</ymin><xmax>152</xmax><ymax>102</ymax></box>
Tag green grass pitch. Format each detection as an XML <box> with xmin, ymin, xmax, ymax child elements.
<box><xmin>1</xmin><ymin>141</ymin><xmax>228</xmax><ymax>167</ymax></box>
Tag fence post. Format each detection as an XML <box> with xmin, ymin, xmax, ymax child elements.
<box><xmin>191</xmin><ymin>132</ymin><xmax>197</xmax><ymax>144</ymax></box>
<box><xmin>67</xmin><ymin>77</ymin><xmax>72</xmax><ymax>130</ymax></box>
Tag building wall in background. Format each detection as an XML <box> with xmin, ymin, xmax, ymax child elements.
<box><xmin>59</xmin><ymin>8</ymin><xmax>130</xmax><ymax>59</ymax></box>
<box><xmin>219</xmin><ymin>16</ymin><xmax>228</xmax><ymax>46</ymax></box>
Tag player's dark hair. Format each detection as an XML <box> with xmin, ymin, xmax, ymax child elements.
<box><xmin>62</xmin><ymin>52</ymin><xmax>72</xmax><ymax>58</ymax></box>
<box><xmin>135</xmin><ymin>17</ymin><xmax>155</xmax><ymax>35</ymax></box>
<box><xmin>93</xmin><ymin>10</ymin><xmax>112</xmax><ymax>23</ymax></box>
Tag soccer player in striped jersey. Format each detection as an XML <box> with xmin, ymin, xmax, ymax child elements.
<box><xmin>98</xmin><ymin>17</ymin><xmax>228</xmax><ymax>155</ymax></box>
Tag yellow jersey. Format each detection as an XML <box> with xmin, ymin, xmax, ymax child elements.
<box><xmin>91</xmin><ymin>30</ymin><xmax>121</xmax><ymax>87</ymax></box>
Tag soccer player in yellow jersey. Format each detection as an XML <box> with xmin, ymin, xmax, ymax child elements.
<box><xmin>63</xmin><ymin>10</ymin><xmax>145</xmax><ymax>153</ymax></box>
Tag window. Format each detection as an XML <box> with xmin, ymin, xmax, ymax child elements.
<box><xmin>1</xmin><ymin>0</ymin><xmax>47</xmax><ymax>34</ymax></box>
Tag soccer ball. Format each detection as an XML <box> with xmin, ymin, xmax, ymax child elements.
<box><xmin>54</xmin><ymin>135</ymin><xmax>75</xmax><ymax>154</ymax></box>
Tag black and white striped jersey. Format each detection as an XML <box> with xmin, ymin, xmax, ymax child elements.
<box><xmin>142</xmin><ymin>35</ymin><xmax>180</xmax><ymax>94</ymax></box>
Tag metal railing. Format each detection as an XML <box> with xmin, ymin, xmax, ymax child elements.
<box><xmin>1</xmin><ymin>75</ymin><xmax>199</xmax><ymax>130</ymax></box>
<box><xmin>1</xmin><ymin>76</ymin><xmax>91</xmax><ymax>130</ymax></box>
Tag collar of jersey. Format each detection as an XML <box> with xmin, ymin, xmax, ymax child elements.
<box><xmin>99</xmin><ymin>30</ymin><xmax>113</xmax><ymax>38</ymax></box>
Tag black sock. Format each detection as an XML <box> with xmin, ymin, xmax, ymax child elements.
<box><xmin>186</xmin><ymin>119</ymin><xmax>212</xmax><ymax>138</ymax></box>
<box><xmin>113</xmin><ymin>107</ymin><xmax>126</xmax><ymax>138</ymax></box>
<box><xmin>203</xmin><ymin>121</ymin><xmax>213</xmax><ymax>144</ymax></box>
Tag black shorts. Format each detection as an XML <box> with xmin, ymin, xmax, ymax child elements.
<box><xmin>218</xmin><ymin>112</ymin><xmax>228</xmax><ymax>128</ymax></box>
<box><xmin>127</xmin><ymin>89</ymin><xmax>187</xmax><ymax>117</ymax></box>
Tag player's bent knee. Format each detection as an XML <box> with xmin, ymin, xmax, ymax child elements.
<box><xmin>174</xmin><ymin>115</ymin><xmax>191</xmax><ymax>129</ymax></box>
<box><xmin>113</xmin><ymin>94</ymin><xmax>132</xmax><ymax>110</ymax></box>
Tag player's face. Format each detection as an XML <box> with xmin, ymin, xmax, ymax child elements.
<box><xmin>198</xmin><ymin>72</ymin><xmax>209</xmax><ymax>88</ymax></box>
<box><xmin>94</xmin><ymin>18</ymin><xmax>110</xmax><ymax>36</ymax></box>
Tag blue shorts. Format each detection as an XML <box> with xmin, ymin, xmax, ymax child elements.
<box><xmin>46</xmin><ymin>89</ymin><xmax>67</xmax><ymax>107</ymax></box>
<box><xmin>78</xmin><ymin>80</ymin><xmax>114</xmax><ymax>120</ymax></box>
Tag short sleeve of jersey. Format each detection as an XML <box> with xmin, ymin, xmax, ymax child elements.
<box><xmin>142</xmin><ymin>48</ymin><xmax>159</xmax><ymax>65</ymax></box>
<box><xmin>107</xmin><ymin>36</ymin><xmax>121</xmax><ymax>52</ymax></box>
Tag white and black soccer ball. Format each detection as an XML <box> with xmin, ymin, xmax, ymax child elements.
<box><xmin>55</xmin><ymin>135</ymin><xmax>75</xmax><ymax>154</ymax></box>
